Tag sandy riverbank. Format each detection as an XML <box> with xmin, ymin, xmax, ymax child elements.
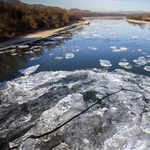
<box><xmin>0</xmin><ymin>21</ymin><xmax>88</xmax><ymax>50</ymax></box>
<box><xmin>126</xmin><ymin>19</ymin><xmax>150</xmax><ymax>25</ymax></box>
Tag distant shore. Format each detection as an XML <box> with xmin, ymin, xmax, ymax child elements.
<box><xmin>0</xmin><ymin>21</ymin><xmax>88</xmax><ymax>50</ymax></box>
<box><xmin>126</xmin><ymin>19</ymin><xmax>150</xmax><ymax>25</ymax></box>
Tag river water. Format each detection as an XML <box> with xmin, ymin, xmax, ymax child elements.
<box><xmin>1</xmin><ymin>17</ymin><xmax>150</xmax><ymax>149</ymax></box>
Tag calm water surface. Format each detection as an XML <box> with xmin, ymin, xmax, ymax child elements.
<box><xmin>0</xmin><ymin>17</ymin><xmax>150</xmax><ymax>82</ymax></box>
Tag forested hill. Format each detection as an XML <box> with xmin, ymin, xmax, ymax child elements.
<box><xmin>126</xmin><ymin>13</ymin><xmax>150</xmax><ymax>21</ymax></box>
<box><xmin>0</xmin><ymin>1</ymin><xmax>83</xmax><ymax>39</ymax></box>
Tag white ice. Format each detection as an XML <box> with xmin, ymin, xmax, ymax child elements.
<box><xmin>55</xmin><ymin>56</ymin><xmax>63</xmax><ymax>60</ymax></box>
<box><xmin>18</xmin><ymin>64</ymin><xmax>40</xmax><ymax>76</ymax></box>
<box><xmin>99</xmin><ymin>59</ymin><xmax>112</xmax><ymax>67</ymax></box>
<box><xmin>132</xmin><ymin>36</ymin><xmax>139</xmax><ymax>38</ymax></box>
<box><xmin>133</xmin><ymin>56</ymin><xmax>147</xmax><ymax>66</ymax></box>
<box><xmin>65</xmin><ymin>53</ymin><xmax>75</xmax><ymax>59</ymax></box>
<box><xmin>30</xmin><ymin>56</ymin><xmax>42</xmax><ymax>61</ymax></box>
<box><xmin>88</xmin><ymin>46</ymin><xmax>98</xmax><ymax>50</ymax></box>
<box><xmin>144</xmin><ymin>66</ymin><xmax>150</xmax><ymax>72</ymax></box>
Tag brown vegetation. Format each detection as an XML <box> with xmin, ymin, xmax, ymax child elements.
<box><xmin>126</xmin><ymin>13</ymin><xmax>150</xmax><ymax>21</ymax></box>
<box><xmin>81</xmin><ymin>12</ymin><xmax>126</xmax><ymax>17</ymax></box>
<box><xmin>0</xmin><ymin>0</ymin><xmax>83</xmax><ymax>39</ymax></box>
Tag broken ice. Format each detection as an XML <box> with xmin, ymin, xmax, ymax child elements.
<box><xmin>133</xmin><ymin>56</ymin><xmax>147</xmax><ymax>66</ymax></box>
<box><xmin>99</xmin><ymin>59</ymin><xmax>112</xmax><ymax>67</ymax></box>
<box><xmin>88</xmin><ymin>46</ymin><xmax>98</xmax><ymax>50</ymax></box>
<box><xmin>144</xmin><ymin>66</ymin><xmax>150</xmax><ymax>72</ymax></box>
<box><xmin>65</xmin><ymin>53</ymin><xmax>75</xmax><ymax>59</ymax></box>
<box><xmin>55</xmin><ymin>56</ymin><xmax>63</xmax><ymax>60</ymax></box>
<box><xmin>18</xmin><ymin>64</ymin><xmax>40</xmax><ymax>76</ymax></box>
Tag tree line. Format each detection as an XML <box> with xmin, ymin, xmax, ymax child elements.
<box><xmin>126</xmin><ymin>13</ymin><xmax>150</xmax><ymax>21</ymax></box>
<box><xmin>0</xmin><ymin>0</ymin><xmax>83</xmax><ymax>39</ymax></box>
<box><xmin>81</xmin><ymin>12</ymin><xmax>126</xmax><ymax>17</ymax></box>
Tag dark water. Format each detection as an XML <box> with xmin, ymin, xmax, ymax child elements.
<box><xmin>0</xmin><ymin>17</ymin><xmax>150</xmax><ymax>82</ymax></box>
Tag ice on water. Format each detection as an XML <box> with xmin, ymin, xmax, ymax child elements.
<box><xmin>1</xmin><ymin>69</ymin><xmax>150</xmax><ymax>149</ymax></box>
<box><xmin>144</xmin><ymin>66</ymin><xmax>150</xmax><ymax>72</ymax></box>
<box><xmin>111</xmin><ymin>46</ymin><xmax>128</xmax><ymax>52</ymax></box>
<box><xmin>118</xmin><ymin>62</ymin><xmax>132</xmax><ymax>69</ymax></box>
<box><xmin>65</xmin><ymin>53</ymin><xmax>75</xmax><ymax>59</ymax></box>
<box><xmin>133</xmin><ymin>56</ymin><xmax>147</xmax><ymax>66</ymax></box>
<box><xmin>132</xmin><ymin>36</ymin><xmax>139</xmax><ymax>38</ymax></box>
<box><xmin>99</xmin><ymin>59</ymin><xmax>112</xmax><ymax>67</ymax></box>
<box><xmin>55</xmin><ymin>56</ymin><xmax>63</xmax><ymax>60</ymax></box>
<box><xmin>88</xmin><ymin>46</ymin><xmax>98</xmax><ymax>50</ymax></box>
<box><xmin>18</xmin><ymin>64</ymin><xmax>40</xmax><ymax>76</ymax></box>
<box><xmin>30</xmin><ymin>56</ymin><xmax>42</xmax><ymax>61</ymax></box>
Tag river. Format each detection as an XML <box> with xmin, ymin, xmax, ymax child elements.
<box><xmin>0</xmin><ymin>17</ymin><xmax>150</xmax><ymax>149</ymax></box>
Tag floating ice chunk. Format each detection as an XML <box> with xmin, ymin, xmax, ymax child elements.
<box><xmin>145</xmin><ymin>55</ymin><xmax>150</xmax><ymax>57</ymax></box>
<box><xmin>120</xmin><ymin>58</ymin><xmax>127</xmax><ymax>62</ymax></box>
<box><xmin>138</xmin><ymin>49</ymin><xmax>142</xmax><ymax>51</ymax></box>
<box><xmin>144</xmin><ymin>66</ymin><xmax>150</xmax><ymax>72</ymax></box>
<box><xmin>133</xmin><ymin>56</ymin><xmax>147</xmax><ymax>66</ymax></box>
<box><xmin>145</xmin><ymin>38</ymin><xmax>150</xmax><ymax>41</ymax></box>
<box><xmin>55</xmin><ymin>56</ymin><xmax>63</xmax><ymax>60</ymax></box>
<box><xmin>140</xmin><ymin>112</ymin><xmax>150</xmax><ymax>134</ymax></box>
<box><xmin>18</xmin><ymin>45</ymin><xmax>29</xmax><ymax>48</ymax></box>
<box><xmin>81</xmin><ymin>32</ymin><xmax>89</xmax><ymax>35</ymax></box>
<box><xmin>54</xmin><ymin>36</ymin><xmax>65</xmax><ymax>39</ymax></box>
<box><xmin>112</xmin><ymin>47</ymin><xmax>127</xmax><ymax>52</ymax></box>
<box><xmin>114</xmin><ymin>37</ymin><xmax>119</xmax><ymax>39</ymax></box>
<box><xmin>43</xmin><ymin>41</ymin><xmax>56</xmax><ymax>45</ymax></box>
<box><xmin>93</xmin><ymin>34</ymin><xmax>103</xmax><ymax>37</ymax></box>
<box><xmin>30</xmin><ymin>56</ymin><xmax>42</xmax><ymax>61</ymax></box>
<box><xmin>33</xmin><ymin>49</ymin><xmax>41</xmax><ymax>52</ymax></box>
<box><xmin>120</xmin><ymin>47</ymin><xmax>127</xmax><ymax>51</ymax></box>
<box><xmin>88</xmin><ymin>46</ymin><xmax>98</xmax><ymax>50</ymax></box>
<box><xmin>99</xmin><ymin>59</ymin><xmax>112</xmax><ymax>67</ymax></box>
<box><xmin>118</xmin><ymin>62</ymin><xmax>129</xmax><ymax>67</ymax></box>
<box><xmin>65</xmin><ymin>53</ymin><xmax>75</xmax><ymax>59</ymax></box>
<box><xmin>109</xmin><ymin>32</ymin><xmax>116</xmax><ymax>35</ymax></box>
<box><xmin>110</xmin><ymin>46</ymin><xmax>117</xmax><ymax>49</ymax></box>
<box><xmin>132</xmin><ymin>36</ymin><xmax>139</xmax><ymax>38</ymax></box>
<box><xmin>49</xmin><ymin>53</ymin><xmax>53</xmax><ymax>56</ymax></box>
<box><xmin>19</xmin><ymin>64</ymin><xmax>40</xmax><ymax>76</ymax></box>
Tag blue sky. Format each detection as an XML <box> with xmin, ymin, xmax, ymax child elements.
<box><xmin>20</xmin><ymin>0</ymin><xmax>150</xmax><ymax>12</ymax></box>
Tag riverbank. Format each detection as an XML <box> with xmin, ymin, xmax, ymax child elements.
<box><xmin>0</xmin><ymin>21</ymin><xmax>88</xmax><ymax>50</ymax></box>
<box><xmin>126</xmin><ymin>18</ymin><xmax>150</xmax><ymax>24</ymax></box>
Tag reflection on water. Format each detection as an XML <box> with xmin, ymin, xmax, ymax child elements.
<box><xmin>1</xmin><ymin>17</ymin><xmax>150</xmax><ymax>82</ymax></box>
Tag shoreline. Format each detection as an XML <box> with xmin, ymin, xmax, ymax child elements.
<box><xmin>126</xmin><ymin>19</ymin><xmax>150</xmax><ymax>25</ymax></box>
<box><xmin>0</xmin><ymin>21</ymin><xmax>88</xmax><ymax>50</ymax></box>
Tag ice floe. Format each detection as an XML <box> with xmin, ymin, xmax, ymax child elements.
<box><xmin>118</xmin><ymin>62</ymin><xmax>132</xmax><ymax>69</ymax></box>
<box><xmin>30</xmin><ymin>56</ymin><xmax>42</xmax><ymax>61</ymax></box>
<box><xmin>93</xmin><ymin>34</ymin><xmax>103</xmax><ymax>37</ymax></box>
<box><xmin>144</xmin><ymin>66</ymin><xmax>150</xmax><ymax>72</ymax></box>
<box><xmin>43</xmin><ymin>41</ymin><xmax>56</xmax><ymax>45</ymax></box>
<box><xmin>18</xmin><ymin>64</ymin><xmax>40</xmax><ymax>76</ymax></box>
<box><xmin>132</xmin><ymin>36</ymin><xmax>139</xmax><ymax>38</ymax></box>
<box><xmin>133</xmin><ymin>56</ymin><xmax>147</xmax><ymax>66</ymax></box>
<box><xmin>111</xmin><ymin>46</ymin><xmax>128</xmax><ymax>52</ymax></box>
<box><xmin>18</xmin><ymin>45</ymin><xmax>29</xmax><ymax>48</ymax></box>
<box><xmin>55</xmin><ymin>56</ymin><xmax>63</xmax><ymax>60</ymax></box>
<box><xmin>49</xmin><ymin>53</ymin><xmax>53</xmax><ymax>56</ymax></box>
<box><xmin>65</xmin><ymin>53</ymin><xmax>75</xmax><ymax>59</ymax></box>
<box><xmin>99</xmin><ymin>59</ymin><xmax>112</xmax><ymax>67</ymax></box>
<box><xmin>88</xmin><ymin>46</ymin><xmax>98</xmax><ymax>50</ymax></box>
<box><xmin>1</xmin><ymin>69</ymin><xmax>150</xmax><ymax>150</ymax></box>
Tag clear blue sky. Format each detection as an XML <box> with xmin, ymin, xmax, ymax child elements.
<box><xmin>20</xmin><ymin>0</ymin><xmax>150</xmax><ymax>12</ymax></box>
